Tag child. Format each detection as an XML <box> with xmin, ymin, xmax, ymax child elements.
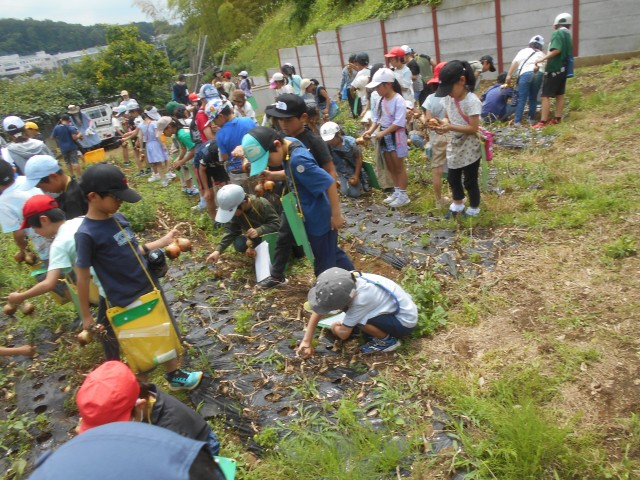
<box><xmin>301</xmin><ymin>79</ymin><xmax>338</xmax><ymax>121</ymax></box>
<box><xmin>421</xmin><ymin>62</ymin><xmax>449</xmax><ymax>208</ymax></box>
<box><xmin>384</xmin><ymin>47</ymin><xmax>415</xmax><ymax>106</ymax></box>
<box><xmin>75</xmin><ymin>164</ymin><xmax>203</xmax><ymax>390</ymax></box>
<box><xmin>363</xmin><ymin>68</ymin><xmax>410</xmax><ymax>207</ymax></box>
<box><xmin>1</xmin><ymin>116</ymin><xmax>54</xmax><ymax>175</ymax></box>
<box><xmin>270</xmin><ymin>72</ymin><xmax>294</xmax><ymax>96</ymax></box>
<box><xmin>22</xmin><ymin>155</ymin><xmax>88</xmax><ymax>219</ymax></box>
<box><xmin>195</xmin><ymin>139</ymin><xmax>230</xmax><ymax>220</ymax></box>
<box><xmin>350</xmin><ymin>52</ymin><xmax>371</xmax><ymax>118</ymax></box>
<box><xmin>50</xmin><ymin>115</ymin><xmax>82</xmax><ymax>178</ymax></box>
<box><xmin>231</xmin><ymin>89</ymin><xmax>256</xmax><ymax>122</ymax></box>
<box><xmin>434</xmin><ymin>60</ymin><xmax>483</xmax><ymax>218</ymax></box>
<box><xmin>320</xmin><ymin>122</ymin><xmax>365</xmax><ymax>198</ymax></box>
<box><xmin>298</xmin><ymin>267</ymin><xmax>417</xmax><ymax>358</ymax></box>
<box><xmin>24</xmin><ymin>121</ymin><xmax>44</xmax><ymax>141</ymax></box>
<box><xmin>205</xmin><ymin>184</ymin><xmax>280</xmax><ymax>263</ymax></box>
<box><xmin>242</xmin><ymin>126</ymin><xmax>354</xmax><ymax>278</ymax></box>
<box><xmin>121</xmin><ymin>101</ymin><xmax>148</xmax><ymax>176</ymax></box>
<box><xmin>7</xmin><ymin>195</ymin><xmax>116</xmax><ymax>358</ymax></box>
<box><xmin>75</xmin><ymin>361</ymin><xmax>220</xmax><ymax>455</ymax></box>
<box><xmin>157</xmin><ymin>116</ymin><xmax>199</xmax><ymax>196</ymax></box>
<box><xmin>141</xmin><ymin>106</ymin><xmax>170</xmax><ymax>186</ymax></box>
<box><xmin>480</xmin><ymin>72</ymin><xmax>515</xmax><ymax>123</ymax></box>
<box><xmin>281</xmin><ymin>63</ymin><xmax>302</xmax><ymax>95</ymax></box>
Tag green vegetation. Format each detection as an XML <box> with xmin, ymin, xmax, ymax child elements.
<box><xmin>400</xmin><ymin>267</ymin><xmax>447</xmax><ymax>337</ymax></box>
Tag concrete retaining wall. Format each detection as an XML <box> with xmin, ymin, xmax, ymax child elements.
<box><xmin>276</xmin><ymin>0</ymin><xmax>640</xmax><ymax>95</ymax></box>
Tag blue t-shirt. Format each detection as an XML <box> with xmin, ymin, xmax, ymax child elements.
<box><xmin>199</xmin><ymin>83</ymin><xmax>219</xmax><ymax>101</ymax></box>
<box><xmin>285</xmin><ymin>138</ymin><xmax>335</xmax><ymax>237</ymax></box>
<box><xmin>328</xmin><ymin>136</ymin><xmax>360</xmax><ymax>177</ymax></box>
<box><xmin>216</xmin><ymin>117</ymin><xmax>257</xmax><ymax>173</ymax></box>
<box><xmin>75</xmin><ymin>213</ymin><xmax>155</xmax><ymax>307</ymax></box>
<box><xmin>51</xmin><ymin>123</ymin><xmax>79</xmax><ymax>153</ymax></box>
<box><xmin>481</xmin><ymin>84</ymin><xmax>513</xmax><ymax>120</ymax></box>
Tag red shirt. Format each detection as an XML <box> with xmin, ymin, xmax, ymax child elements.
<box><xmin>195</xmin><ymin>110</ymin><xmax>209</xmax><ymax>141</ymax></box>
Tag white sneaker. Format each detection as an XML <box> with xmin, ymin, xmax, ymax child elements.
<box><xmin>465</xmin><ymin>207</ymin><xmax>481</xmax><ymax>216</ymax></box>
<box><xmin>161</xmin><ymin>178</ymin><xmax>170</xmax><ymax>187</ymax></box>
<box><xmin>165</xmin><ymin>172</ymin><xmax>176</xmax><ymax>179</ymax></box>
<box><xmin>148</xmin><ymin>173</ymin><xmax>160</xmax><ymax>182</ymax></box>
<box><xmin>383</xmin><ymin>191</ymin><xmax>399</xmax><ymax>204</ymax></box>
<box><xmin>389</xmin><ymin>194</ymin><xmax>410</xmax><ymax>207</ymax></box>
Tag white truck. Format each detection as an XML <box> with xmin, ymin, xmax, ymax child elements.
<box><xmin>81</xmin><ymin>104</ymin><xmax>120</xmax><ymax>148</ymax></box>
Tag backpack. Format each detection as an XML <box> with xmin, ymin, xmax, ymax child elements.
<box><xmin>189</xmin><ymin>111</ymin><xmax>203</xmax><ymax>145</ymax></box>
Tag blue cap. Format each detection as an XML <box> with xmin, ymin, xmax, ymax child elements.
<box><xmin>21</xmin><ymin>155</ymin><xmax>61</xmax><ymax>190</ymax></box>
<box><xmin>29</xmin><ymin>422</ymin><xmax>208</xmax><ymax>480</ymax></box>
<box><xmin>242</xmin><ymin>126</ymin><xmax>278</xmax><ymax>177</ymax></box>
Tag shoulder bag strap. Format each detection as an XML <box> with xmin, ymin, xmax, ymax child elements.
<box><xmin>355</xmin><ymin>272</ymin><xmax>400</xmax><ymax>315</ymax></box>
<box><xmin>113</xmin><ymin>216</ymin><xmax>156</xmax><ymax>289</ymax></box>
<box><xmin>454</xmin><ymin>98</ymin><xmax>470</xmax><ymax>124</ymax></box>
<box><xmin>517</xmin><ymin>50</ymin><xmax>537</xmax><ymax>78</ymax></box>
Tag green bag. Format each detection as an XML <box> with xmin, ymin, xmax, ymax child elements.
<box><xmin>281</xmin><ymin>192</ymin><xmax>314</xmax><ymax>261</ymax></box>
<box><xmin>214</xmin><ymin>456</ymin><xmax>236</xmax><ymax>479</ymax></box>
<box><xmin>361</xmin><ymin>162</ymin><xmax>380</xmax><ymax>190</ymax></box>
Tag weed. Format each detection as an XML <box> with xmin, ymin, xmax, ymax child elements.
<box><xmin>401</xmin><ymin>267</ymin><xmax>447</xmax><ymax>337</ymax></box>
<box><xmin>233</xmin><ymin>308</ymin><xmax>254</xmax><ymax>335</ymax></box>
<box><xmin>119</xmin><ymin>199</ymin><xmax>156</xmax><ymax>232</ymax></box>
<box><xmin>467</xmin><ymin>252</ymin><xmax>482</xmax><ymax>264</ymax></box>
<box><xmin>604</xmin><ymin>235</ymin><xmax>637</xmax><ymax>259</ymax></box>
<box><xmin>254</xmin><ymin>426</ymin><xmax>280</xmax><ymax>450</ymax></box>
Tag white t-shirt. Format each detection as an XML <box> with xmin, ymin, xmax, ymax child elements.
<box><xmin>234</xmin><ymin>102</ymin><xmax>256</xmax><ymax>121</ymax></box>
<box><xmin>342</xmin><ymin>273</ymin><xmax>417</xmax><ymax>329</ymax></box>
<box><xmin>512</xmin><ymin>47</ymin><xmax>545</xmax><ymax>75</ymax></box>
<box><xmin>48</xmin><ymin>217</ymin><xmax>104</xmax><ymax>295</ymax></box>
<box><xmin>351</xmin><ymin>68</ymin><xmax>371</xmax><ymax>107</ymax></box>
<box><xmin>394</xmin><ymin>65</ymin><xmax>414</xmax><ymax>106</ymax></box>
<box><xmin>0</xmin><ymin>176</ymin><xmax>49</xmax><ymax>258</ymax></box>
<box><xmin>274</xmin><ymin>84</ymin><xmax>295</xmax><ymax>97</ymax></box>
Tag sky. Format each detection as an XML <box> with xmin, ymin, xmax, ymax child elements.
<box><xmin>2</xmin><ymin>1</ymin><xmax>154</xmax><ymax>26</ymax></box>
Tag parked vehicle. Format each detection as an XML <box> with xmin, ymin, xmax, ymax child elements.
<box><xmin>81</xmin><ymin>104</ymin><xmax>120</xmax><ymax>148</ymax></box>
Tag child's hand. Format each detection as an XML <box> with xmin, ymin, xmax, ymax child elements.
<box><xmin>162</xmin><ymin>229</ymin><xmax>180</xmax><ymax>246</ymax></box>
<box><xmin>246</xmin><ymin>228</ymin><xmax>259</xmax><ymax>239</ymax></box>
<box><xmin>231</xmin><ymin>146</ymin><xmax>245</xmax><ymax>158</ymax></box>
<box><xmin>331</xmin><ymin>213</ymin><xmax>345</xmax><ymax>230</ymax></box>
<box><xmin>206</xmin><ymin>251</ymin><xmax>220</xmax><ymax>263</ymax></box>
<box><xmin>435</xmin><ymin>123</ymin><xmax>450</xmax><ymax>135</ymax></box>
<box><xmin>7</xmin><ymin>292</ymin><xmax>24</xmax><ymax>306</ymax></box>
<box><xmin>296</xmin><ymin>340</ymin><xmax>315</xmax><ymax>359</ymax></box>
<box><xmin>14</xmin><ymin>345</ymin><xmax>36</xmax><ymax>357</ymax></box>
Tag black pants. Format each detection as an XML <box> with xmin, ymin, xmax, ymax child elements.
<box><xmin>97</xmin><ymin>297</ymin><xmax>121</xmax><ymax>361</ymax></box>
<box><xmin>448</xmin><ymin>158</ymin><xmax>481</xmax><ymax>208</ymax></box>
<box><xmin>270</xmin><ymin>213</ymin><xmax>305</xmax><ymax>278</ymax></box>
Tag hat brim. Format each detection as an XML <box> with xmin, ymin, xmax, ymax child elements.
<box><xmin>249</xmin><ymin>153</ymin><xmax>269</xmax><ymax>177</ymax></box>
<box><xmin>78</xmin><ymin>413</ymin><xmax>131</xmax><ymax>434</ymax></box>
<box><xmin>264</xmin><ymin>105</ymin><xmax>297</xmax><ymax>119</ymax></box>
<box><xmin>20</xmin><ymin>176</ymin><xmax>41</xmax><ymax>192</ymax></box>
<box><xmin>111</xmin><ymin>188</ymin><xmax>142</xmax><ymax>203</ymax></box>
<box><xmin>383</xmin><ymin>53</ymin><xmax>398</xmax><ymax>58</ymax></box>
<box><xmin>435</xmin><ymin>82</ymin><xmax>454</xmax><ymax>98</ymax></box>
<box><xmin>307</xmin><ymin>286</ymin><xmax>337</xmax><ymax>315</ymax></box>
<box><xmin>320</xmin><ymin>132</ymin><xmax>336</xmax><ymax>141</ymax></box>
<box><xmin>365</xmin><ymin>80</ymin><xmax>382</xmax><ymax>89</ymax></box>
<box><xmin>215</xmin><ymin>207</ymin><xmax>236</xmax><ymax>224</ymax></box>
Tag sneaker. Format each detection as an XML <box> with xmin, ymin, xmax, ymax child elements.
<box><xmin>183</xmin><ymin>187</ymin><xmax>199</xmax><ymax>196</ymax></box>
<box><xmin>389</xmin><ymin>194</ymin><xmax>410</xmax><ymax>208</ymax></box>
<box><xmin>256</xmin><ymin>275</ymin><xmax>287</xmax><ymax>289</ymax></box>
<box><xmin>135</xmin><ymin>170</ymin><xmax>146</xmax><ymax>177</ymax></box>
<box><xmin>148</xmin><ymin>173</ymin><xmax>160</xmax><ymax>182</ymax></box>
<box><xmin>191</xmin><ymin>203</ymin><xmax>206</xmax><ymax>211</ymax></box>
<box><xmin>161</xmin><ymin>178</ymin><xmax>170</xmax><ymax>187</ymax></box>
<box><xmin>166</xmin><ymin>369</ymin><xmax>203</xmax><ymax>391</ymax></box>
<box><xmin>531</xmin><ymin>121</ymin><xmax>548</xmax><ymax>129</ymax></box>
<box><xmin>548</xmin><ymin>118</ymin><xmax>560</xmax><ymax>125</ymax></box>
<box><xmin>361</xmin><ymin>336</ymin><xmax>401</xmax><ymax>354</ymax></box>
<box><xmin>464</xmin><ymin>207</ymin><xmax>481</xmax><ymax>217</ymax></box>
<box><xmin>445</xmin><ymin>209</ymin><xmax>462</xmax><ymax>219</ymax></box>
<box><xmin>145</xmin><ymin>168</ymin><xmax>152</xmax><ymax>175</ymax></box>
<box><xmin>165</xmin><ymin>172</ymin><xmax>177</xmax><ymax>179</ymax></box>
<box><xmin>383</xmin><ymin>191</ymin><xmax>399</xmax><ymax>204</ymax></box>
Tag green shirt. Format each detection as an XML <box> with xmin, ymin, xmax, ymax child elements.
<box><xmin>547</xmin><ymin>28</ymin><xmax>573</xmax><ymax>74</ymax></box>
<box><xmin>216</xmin><ymin>195</ymin><xmax>280</xmax><ymax>253</ymax></box>
<box><xmin>176</xmin><ymin>127</ymin><xmax>195</xmax><ymax>150</ymax></box>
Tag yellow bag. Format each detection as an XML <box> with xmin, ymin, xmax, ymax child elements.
<box><xmin>104</xmin><ymin>219</ymin><xmax>183</xmax><ymax>374</ymax></box>
<box><xmin>106</xmin><ymin>289</ymin><xmax>183</xmax><ymax>374</ymax></box>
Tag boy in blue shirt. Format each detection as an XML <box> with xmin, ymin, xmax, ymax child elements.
<box><xmin>75</xmin><ymin>164</ymin><xmax>202</xmax><ymax>391</ymax></box>
<box><xmin>242</xmin><ymin>126</ymin><xmax>353</xmax><ymax>280</ymax></box>
<box><xmin>480</xmin><ymin>72</ymin><xmax>515</xmax><ymax>123</ymax></box>
<box><xmin>51</xmin><ymin>114</ymin><xmax>81</xmax><ymax>178</ymax></box>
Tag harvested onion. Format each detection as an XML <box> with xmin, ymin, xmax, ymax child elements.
<box><xmin>165</xmin><ymin>243</ymin><xmax>181</xmax><ymax>259</ymax></box>
<box><xmin>176</xmin><ymin>238</ymin><xmax>192</xmax><ymax>252</ymax></box>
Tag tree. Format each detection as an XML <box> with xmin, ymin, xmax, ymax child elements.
<box><xmin>73</xmin><ymin>25</ymin><xmax>174</xmax><ymax>105</ymax></box>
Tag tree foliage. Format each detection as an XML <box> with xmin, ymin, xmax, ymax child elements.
<box><xmin>72</xmin><ymin>25</ymin><xmax>175</xmax><ymax>105</ymax></box>
<box><xmin>0</xmin><ymin>18</ymin><xmax>158</xmax><ymax>56</ymax></box>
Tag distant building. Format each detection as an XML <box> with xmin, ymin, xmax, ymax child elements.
<box><xmin>0</xmin><ymin>47</ymin><xmax>106</xmax><ymax>76</ymax></box>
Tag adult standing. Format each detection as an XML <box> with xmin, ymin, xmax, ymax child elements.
<box><xmin>172</xmin><ymin>74</ymin><xmax>190</xmax><ymax>105</ymax></box>
<box><xmin>67</xmin><ymin>105</ymin><xmax>101</xmax><ymax>152</ymax></box>
<box><xmin>506</xmin><ymin>35</ymin><xmax>545</xmax><ymax>126</ymax></box>
<box><xmin>119</xmin><ymin>90</ymin><xmax>131</xmax><ymax>107</ymax></box>
<box><xmin>532</xmin><ymin>13</ymin><xmax>573</xmax><ymax>128</ymax></box>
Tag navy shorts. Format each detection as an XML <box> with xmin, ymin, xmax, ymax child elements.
<box><xmin>366</xmin><ymin>313</ymin><xmax>415</xmax><ymax>338</ymax></box>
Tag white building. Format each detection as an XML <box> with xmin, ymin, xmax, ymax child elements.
<box><xmin>0</xmin><ymin>47</ymin><xmax>106</xmax><ymax>77</ymax></box>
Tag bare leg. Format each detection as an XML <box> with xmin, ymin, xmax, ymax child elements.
<box><xmin>383</xmin><ymin>151</ymin><xmax>408</xmax><ymax>189</ymax></box>
<box><xmin>360</xmin><ymin>323</ymin><xmax>389</xmax><ymax>339</ymax></box>
<box><xmin>433</xmin><ymin>166</ymin><xmax>443</xmax><ymax>202</ymax></box>
<box><xmin>555</xmin><ymin>94</ymin><xmax>565</xmax><ymax>119</ymax></box>
<box><xmin>540</xmin><ymin>96</ymin><xmax>551</xmax><ymax>122</ymax></box>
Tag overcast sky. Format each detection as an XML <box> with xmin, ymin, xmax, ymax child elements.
<box><xmin>2</xmin><ymin>1</ymin><xmax>154</xmax><ymax>26</ymax></box>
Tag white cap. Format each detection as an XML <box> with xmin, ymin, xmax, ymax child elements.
<box><xmin>529</xmin><ymin>35</ymin><xmax>544</xmax><ymax>46</ymax></box>
<box><xmin>67</xmin><ymin>104</ymin><xmax>80</xmax><ymax>114</ymax></box>
<box><xmin>238</xmin><ymin>71</ymin><xmax>248</xmax><ymax>77</ymax></box>
<box><xmin>145</xmin><ymin>106</ymin><xmax>160</xmax><ymax>121</ymax></box>
<box><xmin>300</xmin><ymin>78</ymin><xmax>312</xmax><ymax>92</ymax></box>
<box><xmin>126</xmin><ymin>100</ymin><xmax>140</xmax><ymax>112</ymax></box>
<box><xmin>320</xmin><ymin>122</ymin><xmax>341</xmax><ymax>141</ymax></box>
<box><xmin>2</xmin><ymin>116</ymin><xmax>25</xmax><ymax>132</ymax></box>
<box><xmin>554</xmin><ymin>12</ymin><xmax>572</xmax><ymax>26</ymax></box>
<box><xmin>270</xmin><ymin>72</ymin><xmax>284</xmax><ymax>83</ymax></box>
<box><xmin>215</xmin><ymin>184</ymin><xmax>246</xmax><ymax>223</ymax></box>
<box><xmin>366</xmin><ymin>68</ymin><xmax>395</xmax><ymax>88</ymax></box>
<box><xmin>120</xmin><ymin>90</ymin><xmax>129</xmax><ymax>96</ymax></box>
<box><xmin>401</xmin><ymin>44</ymin><xmax>414</xmax><ymax>54</ymax></box>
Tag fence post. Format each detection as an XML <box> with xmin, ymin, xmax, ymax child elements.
<box><xmin>314</xmin><ymin>36</ymin><xmax>327</xmax><ymax>86</ymax></box>
<box><xmin>336</xmin><ymin>29</ymin><xmax>345</xmax><ymax>67</ymax></box>
<box><xmin>380</xmin><ymin>19</ymin><xmax>389</xmax><ymax>61</ymax></box>
<box><xmin>573</xmin><ymin>0</ymin><xmax>580</xmax><ymax>56</ymax></box>
<box><xmin>431</xmin><ymin>6</ymin><xmax>441</xmax><ymax>63</ymax></box>
<box><xmin>295</xmin><ymin>46</ymin><xmax>303</xmax><ymax>77</ymax></box>
<box><xmin>494</xmin><ymin>0</ymin><xmax>504</xmax><ymax>72</ymax></box>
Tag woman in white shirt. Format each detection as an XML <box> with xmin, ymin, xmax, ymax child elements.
<box><xmin>506</xmin><ymin>35</ymin><xmax>546</xmax><ymax>126</ymax></box>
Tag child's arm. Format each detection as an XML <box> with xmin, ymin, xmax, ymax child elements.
<box><xmin>140</xmin><ymin>229</ymin><xmax>179</xmax><ymax>254</ymax></box>
<box><xmin>436</xmin><ymin>114</ymin><xmax>479</xmax><ymax>135</ymax></box>
<box><xmin>326</xmin><ymin>181</ymin><xmax>345</xmax><ymax>230</ymax></box>
<box><xmin>120</xmin><ymin>128</ymin><xmax>139</xmax><ymax>142</ymax></box>
<box><xmin>76</xmin><ymin>267</ymin><xmax>95</xmax><ymax>330</ymax></box>
<box><xmin>8</xmin><ymin>269</ymin><xmax>62</xmax><ymax>305</ymax></box>
<box><xmin>297</xmin><ymin>312</ymin><xmax>323</xmax><ymax>359</ymax></box>
<box><xmin>12</xmin><ymin>230</ymin><xmax>28</xmax><ymax>256</ymax></box>
<box><xmin>0</xmin><ymin>345</ymin><xmax>36</xmax><ymax>357</ymax></box>
<box><xmin>198</xmin><ymin>164</ymin><xmax>213</xmax><ymax>201</ymax></box>
<box><xmin>173</xmin><ymin>147</ymin><xmax>194</xmax><ymax>169</ymax></box>
<box><xmin>352</xmin><ymin>146</ymin><xmax>363</xmax><ymax>180</ymax></box>
<box><xmin>362</xmin><ymin>122</ymin><xmax>379</xmax><ymax>137</ymax></box>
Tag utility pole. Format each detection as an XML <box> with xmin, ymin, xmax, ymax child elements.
<box><xmin>192</xmin><ymin>35</ymin><xmax>208</xmax><ymax>94</ymax></box>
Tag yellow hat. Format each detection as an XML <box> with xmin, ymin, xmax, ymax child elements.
<box><xmin>24</xmin><ymin>121</ymin><xmax>39</xmax><ymax>130</ymax></box>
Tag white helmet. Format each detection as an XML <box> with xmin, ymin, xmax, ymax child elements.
<box><xmin>554</xmin><ymin>13</ymin><xmax>572</xmax><ymax>26</ymax></box>
<box><xmin>215</xmin><ymin>184</ymin><xmax>246</xmax><ymax>223</ymax></box>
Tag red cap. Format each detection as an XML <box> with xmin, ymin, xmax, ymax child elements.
<box><xmin>188</xmin><ymin>93</ymin><xmax>199</xmax><ymax>103</ymax></box>
<box><xmin>384</xmin><ymin>46</ymin><xmax>407</xmax><ymax>58</ymax></box>
<box><xmin>223</xmin><ymin>71</ymin><xmax>232</xmax><ymax>78</ymax></box>
<box><xmin>427</xmin><ymin>61</ymin><xmax>448</xmax><ymax>85</ymax></box>
<box><xmin>21</xmin><ymin>194</ymin><xmax>59</xmax><ymax>229</ymax></box>
<box><xmin>76</xmin><ymin>361</ymin><xmax>140</xmax><ymax>433</ymax></box>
